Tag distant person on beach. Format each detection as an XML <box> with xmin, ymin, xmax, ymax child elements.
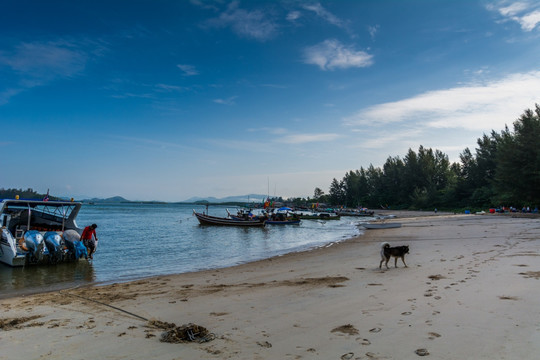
<box><xmin>81</xmin><ymin>223</ymin><xmax>98</xmax><ymax>259</ymax></box>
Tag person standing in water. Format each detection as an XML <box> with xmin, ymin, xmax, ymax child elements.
<box><xmin>81</xmin><ymin>223</ymin><xmax>98</xmax><ymax>259</ymax></box>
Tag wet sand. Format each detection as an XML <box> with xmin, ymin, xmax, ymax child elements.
<box><xmin>1</xmin><ymin>211</ymin><xmax>540</xmax><ymax>359</ymax></box>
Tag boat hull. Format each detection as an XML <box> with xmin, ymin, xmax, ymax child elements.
<box><xmin>194</xmin><ymin>212</ymin><xmax>265</xmax><ymax>226</ymax></box>
<box><xmin>0</xmin><ymin>199</ymin><xmax>90</xmax><ymax>267</ymax></box>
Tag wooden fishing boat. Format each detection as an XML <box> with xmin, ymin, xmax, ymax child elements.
<box><xmin>193</xmin><ymin>211</ymin><xmax>265</xmax><ymax>227</ymax></box>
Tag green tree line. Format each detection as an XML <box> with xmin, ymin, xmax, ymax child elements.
<box><xmin>0</xmin><ymin>188</ymin><xmax>56</xmax><ymax>200</ymax></box>
<box><xmin>313</xmin><ymin>105</ymin><xmax>540</xmax><ymax>210</ymax></box>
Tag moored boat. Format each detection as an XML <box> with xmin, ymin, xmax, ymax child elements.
<box><xmin>0</xmin><ymin>198</ymin><xmax>91</xmax><ymax>266</ymax></box>
<box><xmin>193</xmin><ymin>210</ymin><xmax>266</xmax><ymax>227</ymax></box>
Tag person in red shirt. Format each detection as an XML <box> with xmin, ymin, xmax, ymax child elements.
<box><xmin>81</xmin><ymin>224</ymin><xmax>98</xmax><ymax>259</ymax></box>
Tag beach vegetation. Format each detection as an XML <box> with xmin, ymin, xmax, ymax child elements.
<box><xmin>318</xmin><ymin>104</ymin><xmax>540</xmax><ymax>210</ymax></box>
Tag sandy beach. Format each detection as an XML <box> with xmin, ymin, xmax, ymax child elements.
<box><xmin>1</xmin><ymin>211</ymin><xmax>540</xmax><ymax>359</ymax></box>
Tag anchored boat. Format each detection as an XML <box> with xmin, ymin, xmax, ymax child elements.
<box><xmin>0</xmin><ymin>198</ymin><xmax>89</xmax><ymax>266</ymax></box>
<box><xmin>193</xmin><ymin>210</ymin><xmax>266</xmax><ymax>226</ymax></box>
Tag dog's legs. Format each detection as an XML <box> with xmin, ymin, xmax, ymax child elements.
<box><xmin>379</xmin><ymin>259</ymin><xmax>384</xmax><ymax>269</ymax></box>
<box><xmin>394</xmin><ymin>257</ymin><xmax>398</xmax><ymax>268</ymax></box>
<box><xmin>401</xmin><ymin>256</ymin><xmax>408</xmax><ymax>267</ymax></box>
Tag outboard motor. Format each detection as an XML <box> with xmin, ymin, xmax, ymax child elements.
<box><xmin>63</xmin><ymin>229</ymin><xmax>88</xmax><ymax>260</ymax></box>
<box><xmin>44</xmin><ymin>231</ymin><xmax>63</xmax><ymax>263</ymax></box>
<box><xmin>24</xmin><ymin>230</ymin><xmax>45</xmax><ymax>262</ymax></box>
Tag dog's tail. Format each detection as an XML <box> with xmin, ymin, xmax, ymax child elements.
<box><xmin>380</xmin><ymin>242</ymin><xmax>390</xmax><ymax>259</ymax></box>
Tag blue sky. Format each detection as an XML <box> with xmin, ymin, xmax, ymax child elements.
<box><xmin>1</xmin><ymin>0</ymin><xmax>539</xmax><ymax>201</ymax></box>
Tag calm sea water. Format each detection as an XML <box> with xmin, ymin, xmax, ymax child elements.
<box><xmin>0</xmin><ymin>203</ymin><xmax>368</xmax><ymax>297</ymax></box>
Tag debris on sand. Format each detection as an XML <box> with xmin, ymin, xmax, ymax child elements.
<box><xmin>0</xmin><ymin>315</ymin><xmax>43</xmax><ymax>330</ymax></box>
<box><xmin>149</xmin><ymin>321</ymin><xmax>215</xmax><ymax>343</ymax></box>
<box><xmin>331</xmin><ymin>324</ymin><xmax>359</xmax><ymax>335</ymax></box>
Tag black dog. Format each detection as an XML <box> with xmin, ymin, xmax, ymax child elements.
<box><xmin>379</xmin><ymin>242</ymin><xmax>409</xmax><ymax>269</ymax></box>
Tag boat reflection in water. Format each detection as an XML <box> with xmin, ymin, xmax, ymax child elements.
<box><xmin>0</xmin><ymin>260</ymin><xmax>95</xmax><ymax>298</ymax></box>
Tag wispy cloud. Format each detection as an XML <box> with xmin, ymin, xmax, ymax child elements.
<box><xmin>488</xmin><ymin>1</ymin><xmax>540</xmax><ymax>31</ymax></box>
<box><xmin>302</xmin><ymin>2</ymin><xmax>356</xmax><ymax>38</ymax></box>
<box><xmin>0</xmin><ymin>40</ymin><xmax>88</xmax><ymax>81</ymax></box>
<box><xmin>302</xmin><ymin>3</ymin><xmax>345</xmax><ymax>28</ymax></box>
<box><xmin>204</xmin><ymin>1</ymin><xmax>278</xmax><ymax>41</ymax></box>
<box><xmin>303</xmin><ymin>39</ymin><xmax>373</xmax><ymax>70</ymax></box>
<box><xmin>0</xmin><ymin>39</ymin><xmax>100</xmax><ymax>105</ymax></box>
<box><xmin>177</xmin><ymin>64</ymin><xmax>199</xmax><ymax>76</ymax></box>
<box><xmin>214</xmin><ymin>96</ymin><xmax>238</xmax><ymax>105</ymax></box>
<box><xmin>286</xmin><ymin>11</ymin><xmax>301</xmax><ymax>22</ymax></box>
<box><xmin>277</xmin><ymin>133</ymin><xmax>341</xmax><ymax>144</ymax></box>
<box><xmin>368</xmin><ymin>25</ymin><xmax>380</xmax><ymax>40</ymax></box>
<box><xmin>343</xmin><ymin>71</ymin><xmax>540</xmax><ymax>131</ymax></box>
<box><xmin>247</xmin><ymin>127</ymin><xmax>288</xmax><ymax>135</ymax></box>
<box><xmin>108</xmin><ymin>134</ymin><xmax>198</xmax><ymax>152</ymax></box>
<box><xmin>155</xmin><ymin>83</ymin><xmax>185</xmax><ymax>92</ymax></box>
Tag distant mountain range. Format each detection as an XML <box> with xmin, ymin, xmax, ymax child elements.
<box><xmin>74</xmin><ymin>194</ymin><xmax>269</xmax><ymax>204</ymax></box>
<box><xmin>78</xmin><ymin>196</ymin><xmax>130</xmax><ymax>203</ymax></box>
<box><xmin>182</xmin><ymin>194</ymin><xmax>268</xmax><ymax>203</ymax></box>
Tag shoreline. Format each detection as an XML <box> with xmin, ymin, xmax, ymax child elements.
<box><xmin>0</xmin><ymin>209</ymin><xmax>442</xmax><ymax>300</ymax></box>
<box><xmin>2</xmin><ymin>212</ymin><xmax>540</xmax><ymax>359</ymax></box>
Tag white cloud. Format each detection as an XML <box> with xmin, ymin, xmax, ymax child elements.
<box><xmin>277</xmin><ymin>133</ymin><xmax>341</xmax><ymax>144</ymax></box>
<box><xmin>303</xmin><ymin>39</ymin><xmax>373</xmax><ymax>70</ymax></box>
<box><xmin>498</xmin><ymin>2</ymin><xmax>529</xmax><ymax>16</ymax></box>
<box><xmin>489</xmin><ymin>1</ymin><xmax>540</xmax><ymax>31</ymax></box>
<box><xmin>368</xmin><ymin>25</ymin><xmax>380</xmax><ymax>40</ymax></box>
<box><xmin>177</xmin><ymin>64</ymin><xmax>199</xmax><ymax>76</ymax></box>
<box><xmin>343</xmin><ymin>71</ymin><xmax>540</xmax><ymax>131</ymax></box>
<box><xmin>0</xmin><ymin>39</ymin><xmax>105</xmax><ymax>105</ymax></box>
<box><xmin>302</xmin><ymin>3</ymin><xmax>344</xmax><ymax>28</ymax></box>
<box><xmin>214</xmin><ymin>96</ymin><xmax>237</xmax><ymax>105</ymax></box>
<box><xmin>519</xmin><ymin>10</ymin><xmax>540</xmax><ymax>31</ymax></box>
<box><xmin>286</xmin><ymin>11</ymin><xmax>301</xmax><ymax>22</ymax></box>
<box><xmin>247</xmin><ymin>127</ymin><xmax>288</xmax><ymax>135</ymax></box>
<box><xmin>205</xmin><ymin>1</ymin><xmax>278</xmax><ymax>41</ymax></box>
<box><xmin>0</xmin><ymin>40</ymin><xmax>87</xmax><ymax>83</ymax></box>
<box><xmin>155</xmin><ymin>83</ymin><xmax>184</xmax><ymax>92</ymax></box>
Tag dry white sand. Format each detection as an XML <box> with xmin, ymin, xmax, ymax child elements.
<box><xmin>1</xmin><ymin>212</ymin><xmax>540</xmax><ymax>360</ymax></box>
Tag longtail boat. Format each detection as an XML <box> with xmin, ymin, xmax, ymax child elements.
<box><xmin>193</xmin><ymin>211</ymin><xmax>265</xmax><ymax>227</ymax></box>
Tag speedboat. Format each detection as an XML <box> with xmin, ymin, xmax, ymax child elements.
<box><xmin>0</xmin><ymin>198</ymin><xmax>89</xmax><ymax>266</ymax></box>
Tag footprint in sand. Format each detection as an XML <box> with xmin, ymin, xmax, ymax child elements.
<box><xmin>369</xmin><ymin>327</ymin><xmax>381</xmax><ymax>333</ymax></box>
<box><xmin>357</xmin><ymin>338</ymin><xmax>371</xmax><ymax>345</ymax></box>
<box><xmin>415</xmin><ymin>348</ymin><xmax>429</xmax><ymax>356</ymax></box>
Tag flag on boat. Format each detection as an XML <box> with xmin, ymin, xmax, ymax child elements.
<box><xmin>43</xmin><ymin>189</ymin><xmax>50</xmax><ymax>201</ymax></box>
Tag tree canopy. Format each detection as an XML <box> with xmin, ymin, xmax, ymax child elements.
<box><xmin>313</xmin><ymin>104</ymin><xmax>540</xmax><ymax>210</ymax></box>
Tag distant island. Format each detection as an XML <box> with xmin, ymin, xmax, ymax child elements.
<box><xmin>0</xmin><ymin>189</ymin><xmax>270</xmax><ymax>205</ymax></box>
<box><xmin>182</xmin><ymin>194</ymin><xmax>268</xmax><ymax>203</ymax></box>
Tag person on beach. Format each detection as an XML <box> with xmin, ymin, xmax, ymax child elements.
<box><xmin>81</xmin><ymin>223</ymin><xmax>98</xmax><ymax>259</ymax></box>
